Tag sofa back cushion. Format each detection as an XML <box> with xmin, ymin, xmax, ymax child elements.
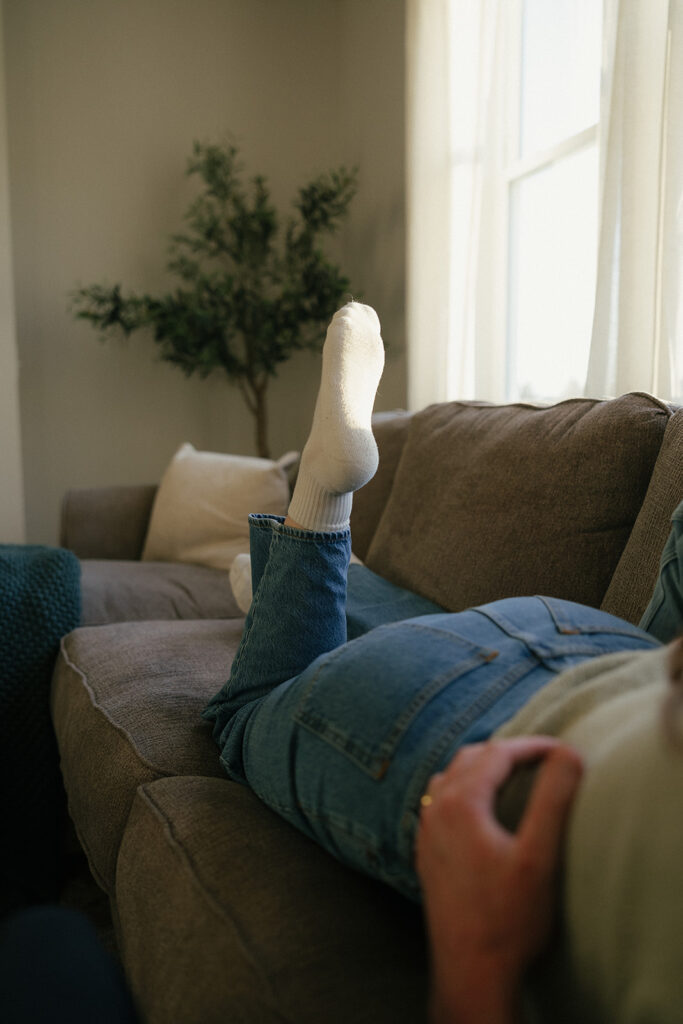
<box><xmin>365</xmin><ymin>393</ymin><xmax>670</xmax><ymax>614</ymax></box>
<box><xmin>60</xmin><ymin>485</ymin><xmax>158</xmax><ymax>560</ymax></box>
<box><xmin>79</xmin><ymin>560</ymin><xmax>242</xmax><ymax>625</ymax></box>
<box><xmin>141</xmin><ymin>444</ymin><xmax>292</xmax><ymax>571</ymax></box>
<box><xmin>350</xmin><ymin>411</ymin><xmax>414</xmax><ymax>562</ymax></box>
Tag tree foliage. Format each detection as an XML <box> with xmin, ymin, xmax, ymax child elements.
<box><xmin>72</xmin><ymin>140</ymin><xmax>358</xmax><ymax>457</ymax></box>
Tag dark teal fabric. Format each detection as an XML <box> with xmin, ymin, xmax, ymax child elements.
<box><xmin>0</xmin><ymin>546</ymin><xmax>81</xmax><ymax>913</ymax></box>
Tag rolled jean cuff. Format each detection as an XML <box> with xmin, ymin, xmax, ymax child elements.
<box><xmin>248</xmin><ymin>513</ymin><xmax>352</xmax><ymax>544</ymax></box>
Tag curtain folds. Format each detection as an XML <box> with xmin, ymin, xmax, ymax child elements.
<box><xmin>406</xmin><ymin>0</ymin><xmax>453</xmax><ymax>410</ymax></box>
<box><xmin>586</xmin><ymin>0</ymin><xmax>683</xmax><ymax>402</ymax></box>
<box><xmin>407</xmin><ymin>0</ymin><xmax>683</xmax><ymax>409</ymax></box>
<box><xmin>406</xmin><ymin>0</ymin><xmax>504</xmax><ymax>409</ymax></box>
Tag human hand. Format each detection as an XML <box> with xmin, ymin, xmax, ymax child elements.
<box><xmin>415</xmin><ymin>737</ymin><xmax>583</xmax><ymax>1024</ymax></box>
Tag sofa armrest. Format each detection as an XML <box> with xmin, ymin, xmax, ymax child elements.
<box><xmin>60</xmin><ymin>485</ymin><xmax>158</xmax><ymax>560</ymax></box>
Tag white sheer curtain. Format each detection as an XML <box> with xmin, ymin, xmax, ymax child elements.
<box><xmin>406</xmin><ymin>0</ymin><xmax>453</xmax><ymax>410</ymax></box>
<box><xmin>407</xmin><ymin>0</ymin><xmax>683</xmax><ymax>410</ymax></box>
<box><xmin>587</xmin><ymin>0</ymin><xmax>683</xmax><ymax>402</ymax></box>
<box><xmin>406</xmin><ymin>0</ymin><xmax>504</xmax><ymax>409</ymax></box>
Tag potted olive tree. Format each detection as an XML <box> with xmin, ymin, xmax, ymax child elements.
<box><xmin>72</xmin><ymin>140</ymin><xmax>358</xmax><ymax>458</ymax></box>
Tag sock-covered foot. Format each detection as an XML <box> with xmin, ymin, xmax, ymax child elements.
<box><xmin>230</xmin><ymin>552</ymin><xmax>253</xmax><ymax>614</ymax></box>
<box><xmin>230</xmin><ymin>548</ymin><xmax>365</xmax><ymax>613</ymax></box>
<box><xmin>287</xmin><ymin>302</ymin><xmax>385</xmax><ymax>531</ymax></box>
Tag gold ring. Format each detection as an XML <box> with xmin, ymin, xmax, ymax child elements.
<box><xmin>420</xmin><ymin>794</ymin><xmax>433</xmax><ymax>808</ymax></box>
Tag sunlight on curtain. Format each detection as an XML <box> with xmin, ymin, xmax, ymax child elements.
<box><xmin>407</xmin><ymin>0</ymin><xmax>683</xmax><ymax>409</ymax></box>
<box><xmin>406</xmin><ymin>0</ymin><xmax>503</xmax><ymax>409</ymax></box>
<box><xmin>509</xmin><ymin>0</ymin><xmax>601</xmax><ymax>403</ymax></box>
<box><xmin>406</xmin><ymin>0</ymin><xmax>453</xmax><ymax>409</ymax></box>
<box><xmin>586</xmin><ymin>0</ymin><xmax>683</xmax><ymax>402</ymax></box>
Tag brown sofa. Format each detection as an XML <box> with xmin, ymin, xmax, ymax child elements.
<box><xmin>52</xmin><ymin>393</ymin><xmax>683</xmax><ymax>1023</ymax></box>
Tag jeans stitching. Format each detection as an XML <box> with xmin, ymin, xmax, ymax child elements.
<box><xmin>263</xmin><ymin>793</ymin><xmax>420</xmax><ymax>899</ymax></box>
<box><xmin>227</xmin><ymin>520</ymin><xmax>350</xmax><ymax>692</ymax></box>
<box><xmin>296</xmin><ymin>649</ymin><xmax>488</xmax><ymax>765</ymax></box>
<box><xmin>258</xmin><ymin>792</ymin><xmax>385</xmax><ymax>861</ymax></box>
<box><xmin>395</xmin><ymin>658</ymin><xmax>558</xmax><ymax>868</ymax></box>
<box><xmin>295</xmin><ymin>644</ymin><xmax>539</xmax><ymax>780</ymax></box>
<box><xmin>294</xmin><ymin>625</ymin><xmax>499</xmax><ymax>776</ymax></box>
<box><xmin>274</xmin><ymin>797</ymin><xmax>393</xmax><ymax>879</ymax></box>
<box><xmin>249</xmin><ymin>513</ymin><xmax>351</xmax><ymax>544</ymax></box>
<box><xmin>478</xmin><ymin>596</ymin><xmax>657</xmax><ymax>645</ymax></box>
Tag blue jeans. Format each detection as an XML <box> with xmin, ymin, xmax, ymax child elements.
<box><xmin>203</xmin><ymin>515</ymin><xmax>662</xmax><ymax>901</ymax></box>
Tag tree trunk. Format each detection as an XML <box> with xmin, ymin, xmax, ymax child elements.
<box><xmin>254</xmin><ymin>385</ymin><xmax>270</xmax><ymax>459</ymax></box>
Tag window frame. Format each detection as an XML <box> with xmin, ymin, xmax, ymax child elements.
<box><xmin>492</xmin><ymin>0</ymin><xmax>602</xmax><ymax>403</ymax></box>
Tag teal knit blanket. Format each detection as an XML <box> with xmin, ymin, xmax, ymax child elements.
<box><xmin>0</xmin><ymin>545</ymin><xmax>81</xmax><ymax>912</ymax></box>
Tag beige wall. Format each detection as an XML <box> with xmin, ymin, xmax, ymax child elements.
<box><xmin>0</xmin><ymin>3</ymin><xmax>24</xmax><ymax>542</ymax></box>
<box><xmin>339</xmin><ymin>0</ymin><xmax>407</xmax><ymax>414</ymax></box>
<box><xmin>2</xmin><ymin>0</ymin><xmax>406</xmax><ymax>544</ymax></box>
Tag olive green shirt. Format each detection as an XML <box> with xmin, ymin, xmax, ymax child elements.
<box><xmin>495</xmin><ymin>644</ymin><xmax>683</xmax><ymax>1023</ymax></box>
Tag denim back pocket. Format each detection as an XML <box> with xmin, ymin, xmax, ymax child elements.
<box><xmin>294</xmin><ymin>620</ymin><xmax>500</xmax><ymax>780</ymax></box>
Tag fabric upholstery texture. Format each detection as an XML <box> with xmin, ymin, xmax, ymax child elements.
<box><xmin>60</xmin><ymin>485</ymin><xmax>158</xmax><ymax>560</ymax></box>
<box><xmin>79</xmin><ymin>559</ymin><xmax>241</xmax><ymax>625</ymax></box>
<box><xmin>350</xmin><ymin>410</ymin><xmax>413</xmax><ymax>562</ymax></box>
<box><xmin>51</xmin><ymin>619</ymin><xmax>241</xmax><ymax>892</ymax></box>
<box><xmin>141</xmin><ymin>444</ymin><xmax>291</xmax><ymax>571</ymax></box>
<box><xmin>602</xmin><ymin>407</ymin><xmax>683</xmax><ymax>624</ymax></box>
<box><xmin>116</xmin><ymin>776</ymin><xmax>428</xmax><ymax>1024</ymax></box>
<box><xmin>52</xmin><ymin>392</ymin><xmax>682</xmax><ymax>1023</ymax></box>
<box><xmin>366</xmin><ymin>394</ymin><xmax>670</xmax><ymax>616</ymax></box>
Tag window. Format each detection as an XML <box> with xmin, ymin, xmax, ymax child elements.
<box><xmin>495</xmin><ymin>0</ymin><xmax>603</xmax><ymax>403</ymax></box>
<box><xmin>407</xmin><ymin>0</ymin><xmax>681</xmax><ymax>412</ymax></box>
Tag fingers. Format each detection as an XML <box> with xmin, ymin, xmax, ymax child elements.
<box><xmin>424</xmin><ymin>737</ymin><xmax>577</xmax><ymax>811</ymax></box>
<box><xmin>517</xmin><ymin>745</ymin><xmax>583</xmax><ymax>862</ymax></box>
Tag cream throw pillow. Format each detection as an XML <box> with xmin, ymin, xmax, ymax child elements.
<box><xmin>142</xmin><ymin>443</ymin><xmax>295</xmax><ymax>571</ymax></box>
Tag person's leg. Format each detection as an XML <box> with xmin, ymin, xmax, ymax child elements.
<box><xmin>227</xmin><ymin>305</ymin><xmax>441</xmax><ymax>635</ymax></box>
<box><xmin>211</xmin><ymin>595</ymin><xmax>658</xmax><ymax>902</ymax></box>
<box><xmin>345</xmin><ymin>563</ymin><xmax>445</xmax><ymax>639</ymax></box>
<box><xmin>230</xmin><ymin>553</ymin><xmax>446</xmax><ymax>637</ymax></box>
<box><xmin>640</xmin><ymin>502</ymin><xmax>683</xmax><ymax>642</ymax></box>
<box><xmin>205</xmin><ymin>301</ymin><xmax>658</xmax><ymax>903</ymax></box>
<box><xmin>203</xmin><ymin>301</ymin><xmax>385</xmax><ymax>754</ymax></box>
<box><xmin>203</xmin><ymin>514</ymin><xmax>352</xmax><ymax>755</ymax></box>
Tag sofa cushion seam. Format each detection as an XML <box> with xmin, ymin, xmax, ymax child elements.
<box><xmin>133</xmin><ymin>783</ymin><xmax>292</xmax><ymax>1024</ymax></box>
<box><xmin>57</xmin><ymin>637</ymin><xmax>180</xmax><ymax>779</ymax></box>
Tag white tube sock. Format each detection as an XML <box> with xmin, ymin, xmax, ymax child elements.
<box><xmin>229</xmin><ymin>553</ymin><xmax>254</xmax><ymax>615</ymax></box>
<box><xmin>287</xmin><ymin>302</ymin><xmax>385</xmax><ymax>531</ymax></box>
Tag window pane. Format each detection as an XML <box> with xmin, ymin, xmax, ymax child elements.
<box><xmin>507</xmin><ymin>143</ymin><xmax>598</xmax><ymax>403</ymax></box>
<box><xmin>520</xmin><ymin>0</ymin><xmax>602</xmax><ymax>157</ymax></box>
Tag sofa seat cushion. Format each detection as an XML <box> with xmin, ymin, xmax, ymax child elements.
<box><xmin>116</xmin><ymin>776</ymin><xmax>428</xmax><ymax>1024</ymax></box>
<box><xmin>79</xmin><ymin>559</ymin><xmax>241</xmax><ymax>625</ymax></box>
<box><xmin>366</xmin><ymin>393</ymin><xmax>670</xmax><ymax>615</ymax></box>
<box><xmin>51</xmin><ymin>619</ymin><xmax>242</xmax><ymax>893</ymax></box>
